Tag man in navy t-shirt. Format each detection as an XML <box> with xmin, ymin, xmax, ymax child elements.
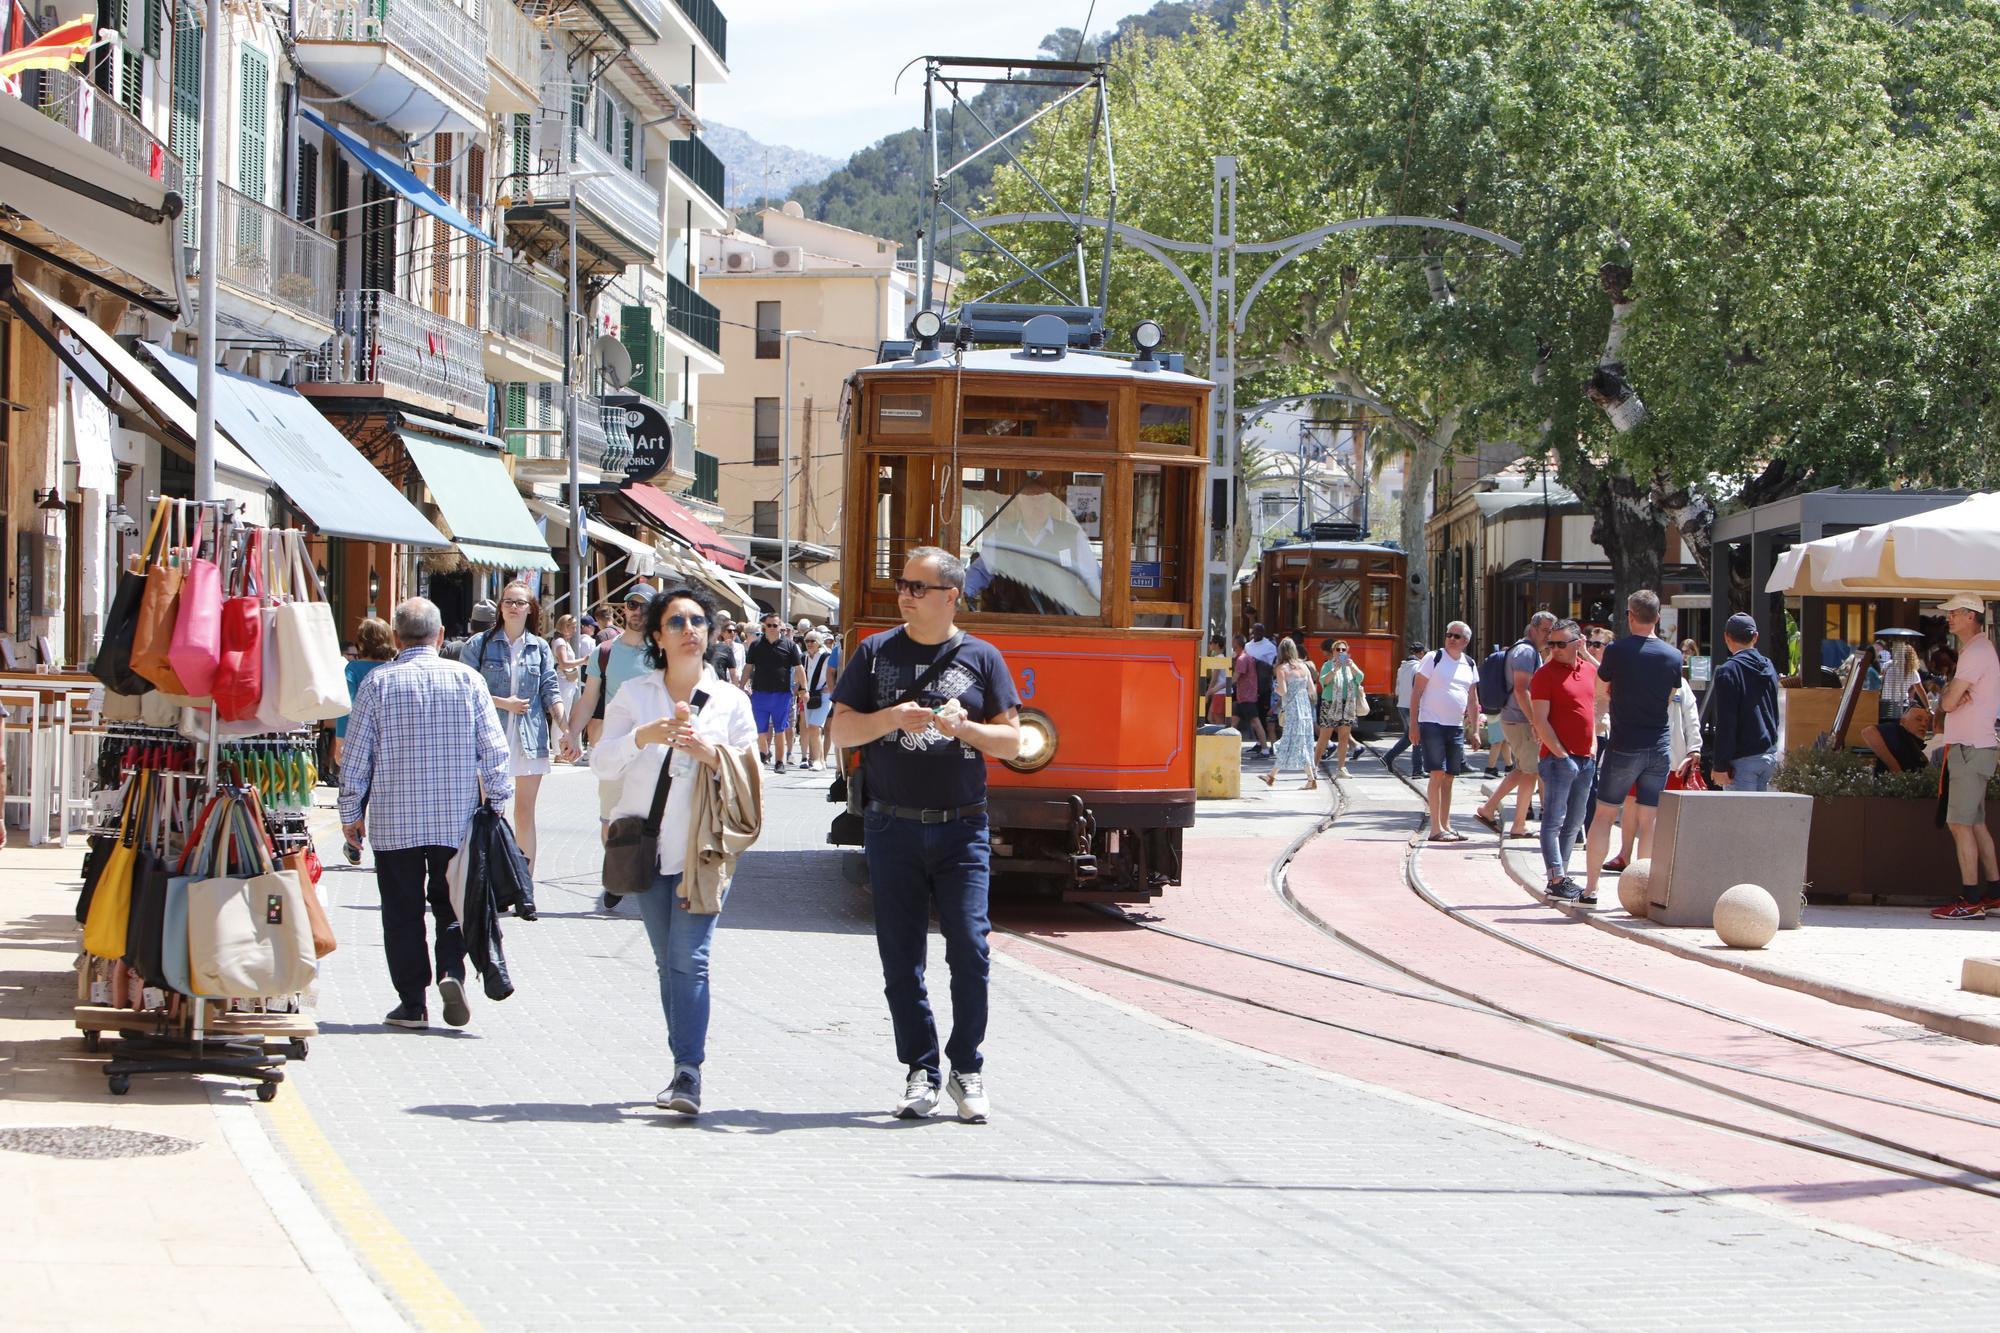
<box><xmin>829</xmin><ymin>546</ymin><xmax>1021</xmax><ymax>1124</ymax></box>
<box><xmin>1583</xmin><ymin>589</ymin><xmax>1685</xmax><ymax>902</ymax></box>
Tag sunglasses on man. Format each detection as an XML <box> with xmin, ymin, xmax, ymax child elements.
<box><xmin>894</xmin><ymin>579</ymin><xmax>955</xmax><ymax>598</ymax></box>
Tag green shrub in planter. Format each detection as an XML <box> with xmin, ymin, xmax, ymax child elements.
<box><xmin>1772</xmin><ymin>744</ymin><xmax>1998</xmax><ymax>801</ymax></box>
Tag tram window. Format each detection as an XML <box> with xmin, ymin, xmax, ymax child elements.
<box><xmin>1131</xmin><ymin>464</ymin><xmax>1194</xmax><ymax>624</ymax></box>
<box><xmin>874</xmin><ymin>392</ymin><xmax>932</xmax><ymax>436</ymax></box>
<box><xmin>1136</xmin><ymin>401</ymin><xmax>1194</xmax><ymax>447</ymax></box>
<box><xmin>959</xmin><ymin>465</ymin><xmax>1104</xmax><ymax>617</ymax></box>
<box><xmin>1368</xmin><ymin>581</ymin><xmax>1394</xmax><ymax>632</ymax></box>
<box><xmin>868</xmin><ymin>456</ymin><xmax>949</xmax><ymax>586</ymax></box>
<box><xmin>1317</xmin><ymin>578</ymin><xmax>1364</xmax><ymax>631</ymax></box>
<box><xmin>961</xmin><ymin>394</ymin><xmax>1110</xmax><ymax>441</ymax></box>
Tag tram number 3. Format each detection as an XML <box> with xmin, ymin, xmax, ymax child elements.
<box><xmin>1019</xmin><ymin>668</ymin><xmax>1036</xmax><ymax>700</ymax></box>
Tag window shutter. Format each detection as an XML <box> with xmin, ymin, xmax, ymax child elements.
<box><xmin>619</xmin><ymin>305</ymin><xmax>652</xmax><ymax>398</ymax></box>
<box><xmin>504</xmin><ymin>383</ymin><xmax>527</xmax><ymax>456</ymax></box>
<box><xmin>511</xmin><ymin>112</ymin><xmax>531</xmax><ymax>182</ymax></box>
<box><xmin>142</xmin><ymin>0</ymin><xmax>160</xmax><ymax>56</ymax></box>
<box><xmin>622</xmin><ymin>116</ymin><xmax>633</xmax><ymax>170</ymax></box>
<box><xmin>169</xmin><ymin>2</ymin><xmax>201</xmax><ymax>246</ymax></box>
<box><xmin>295</xmin><ymin>140</ymin><xmax>318</xmax><ymax>223</ymax></box>
<box><xmin>430</xmin><ymin>133</ymin><xmax>453</xmax><ymax>318</ymax></box>
<box><xmin>238</xmin><ymin>47</ymin><xmax>268</xmax><ymax>204</ymax></box>
<box><xmin>120</xmin><ymin>49</ymin><xmax>142</xmax><ymax>117</ymax></box>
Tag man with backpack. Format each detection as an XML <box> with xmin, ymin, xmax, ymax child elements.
<box><xmin>828</xmin><ymin>547</ymin><xmax>1022</xmax><ymax>1124</ymax></box>
<box><xmin>559</xmin><ymin>582</ymin><xmax>658</xmax><ymax>912</ymax></box>
<box><xmin>1475</xmin><ymin>612</ymin><xmax>1555</xmax><ymax>840</ymax></box>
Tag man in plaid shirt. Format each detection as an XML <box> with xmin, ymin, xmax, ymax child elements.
<box><xmin>340</xmin><ymin>598</ymin><xmax>513</xmax><ymax>1030</ymax></box>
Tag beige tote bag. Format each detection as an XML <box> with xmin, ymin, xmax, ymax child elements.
<box><xmin>186</xmin><ymin>804</ymin><xmax>318</xmax><ymax>999</ymax></box>
<box><xmin>273</xmin><ymin>532</ymin><xmax>350</xmax><ymax>724</ymax></box>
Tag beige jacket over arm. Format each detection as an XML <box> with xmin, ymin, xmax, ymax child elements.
<box><xmin>682</xmin><ymin>743</ymin><xmax>764</xmax><ymax>914</ymax></box>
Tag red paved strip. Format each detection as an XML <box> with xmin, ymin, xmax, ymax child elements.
<box><xmin>996</xmin><ymin>782</ymin><xmax>2000</xmax><ymax>1262</ymax></box>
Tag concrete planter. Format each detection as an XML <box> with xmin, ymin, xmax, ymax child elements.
<box><xmin>1804</xmin><ymin>794</ymin><xmax>2000</xmax><ymax>903</ymax></box>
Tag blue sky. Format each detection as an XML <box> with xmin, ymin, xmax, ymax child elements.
<box><xmin>699</xmin><ymin>2</ymin><xmax>1161</xmax><ymax>159</ymax></box>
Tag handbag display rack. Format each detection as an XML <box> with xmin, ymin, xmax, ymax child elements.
<box><xmin>74</xmin><ymin>498</ymin><xmax>333</xmax><ymax>1101</ymax></box>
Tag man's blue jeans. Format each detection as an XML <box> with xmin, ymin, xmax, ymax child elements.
<box><xmin>863</xmin><ymin>808</ymin><xmax>992</xmax><ymax>1080</ymax></box>
<box><xmin>633</xmin><ymin>872</ymin><xmax>719</xmax><ymax>1069</ymax></box>
<box><xmin>1538</xmin><ymin>755</ymin><xmax>1598</xmax><ymax>881</ymax></box>
<box><xmin>1729</xmin><ymin>752</ymin><xmax>1778</xmax><ymax>792</ymax></box>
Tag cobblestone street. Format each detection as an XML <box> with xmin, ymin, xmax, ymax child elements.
<box><xmin>275</xmin><ymin>764</ymin><xmax>2000</xmax><ymax>1330</ymax></box>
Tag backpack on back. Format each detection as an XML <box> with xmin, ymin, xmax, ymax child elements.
<box><xmin>1476</xmin><ymin>646</ymin><xmax>1513</xmax><ymax>712</ymax></box>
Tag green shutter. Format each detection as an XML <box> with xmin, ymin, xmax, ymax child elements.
<box><xmin>512</xmin><ymin>112</ymin><xmax>530</xmax><ymax>182</ymax></box>
<box><xmin>238</xmin><ymin>47</ymin><xmax>268</xmax><ymax>203</ymax></box>
<box><xmin>120</xmin><ymin>49</ymin><xmax>143</xmax><ymax>117</ymax></box>
<box><xmin>142</xmin><ymin>0</ymin><xmax>160</xmax><ymax>56</ymax></box>
<box><xmin>620</xmin><ymin>305</ymin><xmax>664</xmax><ymax>400</ymax></box>
<box><xmin>504</xmin><ymin>383</ymin><xmax>527</xmax><ymax>457</ymax></box>
<box><xmin>169</xmin><ymin>3</ymin><xmax>201</xmax><ymax>245</ymax></box>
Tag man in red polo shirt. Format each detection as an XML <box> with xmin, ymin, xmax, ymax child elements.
<box><xmin>1529</xmin><ymin>618</ymin><xmax>1599</xmax><ymax>902</ymax></box>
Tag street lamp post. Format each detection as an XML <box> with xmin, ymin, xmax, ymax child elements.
<box><xmin>779</xmin><ymin>329</ymin><xmax>815</xmax><ymax>624</ymax></box>
<box><xmin>193</xmin><ymin>0</ymin><xmax>222</xmax><ymax>502</ymax></box>
<box><xmin>562</xmin><ymin>170</ymin><xmax>610</xmax><ymax>612</ymax></box>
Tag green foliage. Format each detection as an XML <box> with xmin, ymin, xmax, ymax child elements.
<box><xmin>1771</xmin><ymin>743</ymin><xmax>1984</xmax><ymax>801</ymax></box>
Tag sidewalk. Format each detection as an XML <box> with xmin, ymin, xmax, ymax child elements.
<box><xmin>0</xmin><ymin>807</ymin><xmax>395</xmax><ymax>1332</ymax></box>
<box><xmin>1473</xmin><ymin>781</ymin><xmax>2000</xmax><ymax>1044</ymax></box>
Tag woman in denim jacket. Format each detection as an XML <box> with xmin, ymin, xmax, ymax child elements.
<box><xmin>465</xmin><ymin>580</ymin><xmax>567</xmax><ymax>876</ymax></box>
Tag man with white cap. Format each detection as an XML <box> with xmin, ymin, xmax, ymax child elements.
<box><xmin>1932</xmin><ymin>595</ymin><xmax>2000</xmax><ymax>921</ymax></box>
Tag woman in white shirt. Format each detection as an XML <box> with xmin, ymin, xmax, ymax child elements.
<box><xmin>591</xmin><ymin>586</ymin><xmax>757</xmax><ymax>1115</ymax></box>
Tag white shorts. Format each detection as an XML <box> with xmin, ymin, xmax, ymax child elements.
<box><xmin>509</xmin><ymin>733</ymin><xmax>552</xmax><ymax>779</ymax></box>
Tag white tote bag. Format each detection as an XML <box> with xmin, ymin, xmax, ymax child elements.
<box><xmin>274</xmin><ymin>532</ymin><xmax>351</xmax><ymax>724</ymax></box>
<box><xmin>248</xmin><ymin>534</ymin><xmax>294</xmax><ymax>733</ymax></box>
<box><xmin>187</xmin><ymin>804</ymin><xmax>318</xmax><ymax>999</ymax></box>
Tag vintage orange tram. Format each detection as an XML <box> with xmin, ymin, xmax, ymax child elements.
<box><xmin>831</xmin><ymin>319</ymin><xmax>1211</xmax><ymax>902</ymax></box>
<box><xmin>1244</xmin><ymin>538</ymin><xmax>1409</xmax><ymax>726</ymax></box>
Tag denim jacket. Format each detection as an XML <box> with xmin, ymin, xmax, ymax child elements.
<box><xmin>464</xmin><ymin>629</ymin><xmax>563</xmax><ymax>758</ymax></box>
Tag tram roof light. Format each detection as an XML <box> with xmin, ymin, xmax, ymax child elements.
<box><xmin>910</xmin><ymin>310</ymin><xmax>944</xmax><ymax>343</ymax></box>
<box><xmin>1132</xmin><ymin>320</ymin><xmax>1163</xmax><ymax>352</ymax></box>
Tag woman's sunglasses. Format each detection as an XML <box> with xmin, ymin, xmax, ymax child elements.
<box><xmin>665</xmin><ymin>614</ymin><xmax>708</xmax><ymax>631</ymax></box>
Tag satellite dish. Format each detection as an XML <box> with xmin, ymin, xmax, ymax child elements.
<box><xmin>595</xmin><ymin>335</ymin><xmax>635</xmax><ymax>389</ymax></box>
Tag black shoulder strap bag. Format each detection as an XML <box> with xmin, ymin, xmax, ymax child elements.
<box><xmin>602</xmin><ymin>760</ymin><xmax>675</xmax><ymax>896</ymax></box>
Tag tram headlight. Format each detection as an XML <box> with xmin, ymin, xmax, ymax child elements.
<box><xmin>911</xmin><ymin>310</ymin><xmax>944</xmax><ymax>344</ymax></box>
<box><xmin>1131</xmin><ymin>319</ymin><xmax>1164</xmax><ymax>353</ymax></box>
<box><xmin>1003</xmin><ymin>708</ymin><xmax>1058</xmax><ymax>773</ymax></box>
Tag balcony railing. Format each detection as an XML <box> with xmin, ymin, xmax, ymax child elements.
<box><xmin>302</xmin><ymin>288</ymin><xmax>485</xmax><ymax>420</ymax></box>
<box><xmin>485</xmin><ymin>0</ymin><xmax>540</xmax><ymax>95</ymax></box>
<box><xmin>668</xmin><ymin>134</ymin><xmax>725</xmax><ymax>212</ymax></box>
<box><xmin>184</xmin><ymin>185</ymin><xmax>338</xmax><ymax>328</ymax></box>
<box><xmin>606</xmin><ymin>0</ymin><xmax>665</xmax><ymax>40</ymax></box>
<box><xmin>26</xmin><ymin>67</ymin><xmax>179</xmax><ymax>191</ymax></box>
<box><xmin>486</xmin><ymin>253</ymin><xmax>563</xmax><ymax>361</ymax></box>
<box><xmin>530</xmin><ymin>116</ymin><xmax>662</xmax><ymax>256</ymax></box>
<box><xmin>673</xmin><ymin>0</ymin><xmax>727</xmax><ymax>61</ymax></box>
<box><xmin>296</xmin><ymin>0</ymin><xmax>487</xmax><ymax>109</ymax></box>
<box><xmin>663</xmin><ymin>273</ymin><xmax>719</xmax><ymax>356</ymax></box>
<box><xmin>513</xmin><ymin>397</ymin><xmax>631</xmax><ymax>474</ymax></box>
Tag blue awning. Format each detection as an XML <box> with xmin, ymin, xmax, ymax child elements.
<box><xmin>302</xmin><ymin>108</ymin><xmax>493</xmax><ymax>246</ymax></box>
<box><xmin>142</xmin><ymin>344</ymin><xmax>450</xmax><ymax>549</ymax></box>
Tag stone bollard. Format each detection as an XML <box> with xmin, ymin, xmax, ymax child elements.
<box><xmin>1195</xmin><ymin>724</ymin><xmax>1242</xmax><ymax>800</ymax></box>
<box><xmin>1714</xmin><ymin>883</ymin><xmax>1780</xmax><ymax>949</ymax></box>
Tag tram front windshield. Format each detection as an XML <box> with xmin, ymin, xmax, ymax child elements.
<box><xmin>960</xmin><ymin>467</ymin><xmax>1104</xmax><ymax>617</ymax></box>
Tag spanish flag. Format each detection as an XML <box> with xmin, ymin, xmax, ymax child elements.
<box><xmin>0</xmin><ymin>15</ymin><xmax>101</xmax><ymax>85</ymax></box>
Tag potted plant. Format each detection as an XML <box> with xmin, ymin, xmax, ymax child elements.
<box><xmin>1774</xmin><ymin>746</ymin><xmax>2000</xmax><ymax>903</ymax></box>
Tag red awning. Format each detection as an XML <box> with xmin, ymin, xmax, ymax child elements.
<box><xmin>617</xmin><ymin>485</ymin><xmax>747</xmax><ymax>571</ymax></box>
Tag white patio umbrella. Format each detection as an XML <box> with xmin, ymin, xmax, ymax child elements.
<box><xmin>1765</xmin><ymin>493</ymin><xmax>2000</xmax><ymax>599</ymax></box>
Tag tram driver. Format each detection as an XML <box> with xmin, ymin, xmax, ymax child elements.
<box><xmin>961</xmin><ymin>470</ymin><xmax>1103</xmax><ymax>617</ymax></box>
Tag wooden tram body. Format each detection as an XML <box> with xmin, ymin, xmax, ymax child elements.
<box><xmin>834</xmin><ymin>342</ymin><xmax>1212</xmax><ymax>902</ymax></box>
<box><xmin>1244</xmin><ymin>539</ymin><xmax>1408</xmax><ymax>724</ymax></box>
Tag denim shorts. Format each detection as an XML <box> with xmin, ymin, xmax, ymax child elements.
<box><xmin>1418</xmin><ymin>722</ymin><xmax>1465</xmax><ymax>775</ymax></box>
<box><xmin>1595</xmin><ymin>745</ymin><xmax>1672</xmax><ymax>808</ymax></box>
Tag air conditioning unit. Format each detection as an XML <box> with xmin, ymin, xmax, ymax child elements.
<box><xmin>769</xmin><ymin>246</ymin><xmax>805</xmax><ymax>271</ymax></box>
<box><xmin>724</xmin><ymin>249</ymin><xmax>756</xmax><ymax>272</ymax></box>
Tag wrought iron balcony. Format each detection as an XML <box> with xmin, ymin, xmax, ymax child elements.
<box><xmin>512</xmin><ymin>396</ymin><xmax>630</xmax><ymax>475</ymax></box>
<box><xmin>486</xmin><ymin>253</ymin><xmax>564</xmax><ymax>361</ymax></box>
<box><xmin>294</xmin><ymin>0</ymin><xmax>487</xmax><ymax>135</ymax></box>
<box><xmin>514</xmin><ymin>110</ymin><xmax>662</xmax><ymax>271</ymax></box>
<box><xmin>668</xmin><ymin>134</ymin><xmax>726</xmax><ymax>213</ymax></box>
<box><xmin>302</xmin><ymin>288</ymin><xmax>485</xmax><ymax>420</ymax></box>
<box><xmin>663</xmin><ymin>273</ymin><xmax>719</xmax><ymax>356</ymax></box>
<box><xmin>485</xmin><ymin>0</ymin><xmax>541</xmax><ymax>110</ymax></box>
<box><xmin>184</xmin><ymin>185</ymin><xmax>337</xmax><ymax>331</ymax></box>
<box><xmin>673</xmin><ymin>0</ymin><xmax>727</xmax><ymax>61</ymax></box>
<box><xmin>25</xmin><ymin>68</ymin><xmax>178</xmax><ymax>189</ymax></box>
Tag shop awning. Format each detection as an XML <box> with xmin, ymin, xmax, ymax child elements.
<box><xmin>4</xmin><ymin>274</ymin><xmax>265</xmax><ymax>492</ymax></box>
<box><xmin>615</xmin><ymin>484</ymin><xmax>747</xmax><ymax>571</ymax></box>
<box><xmin>302</xmin><ymin>108</ymin><xmax>493</xmax><ymax>246</ymax></box>
<box><xmin>524</xmin><ymin>497</ymin><xmax>660</xmax><ymax>575</ymax></box>
<box><xmin>0</xmin><ymin>88</ymin><xmax>185</xmax><ymax>316</ymax></box>
<box><xmin>651</xmin><ymin>544</ymin><xmax>759</xmax><ymax>622</ymax></box>
<box><xmin>142</xmin><ymin>345</ymin><xmax>448</xmax><ymax>548</ymax></box>
<box><xmin>399</xmin><ymin>429</ymin><xmax>558</xmax><ymax>572</ymax></box>
<box><xmin>736</xmin><ymin>571</ymin><xmax>839</xmax><ymax>614</ymax></box>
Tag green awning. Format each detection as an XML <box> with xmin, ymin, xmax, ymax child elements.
<box><xmin>399</xmin><ymin>430</ymin><xmax>559</xmax><ymax>573</ymax></box>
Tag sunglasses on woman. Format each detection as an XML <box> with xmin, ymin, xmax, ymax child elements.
<box><xmin>665</xmin><ymin>614</ymin><xmax>708</xmax><ymax>631</ymax></box>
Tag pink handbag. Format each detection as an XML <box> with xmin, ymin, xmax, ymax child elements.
<box><xmin>166</xmin><ymin>507</ymin><xmax>223</xmax><ymax>698</ymax></box>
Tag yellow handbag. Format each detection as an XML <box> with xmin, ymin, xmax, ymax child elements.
<box><xmin>82</xmin><ymin>773</ymin><xmax>149</xmax><ymax>960</ymax></box>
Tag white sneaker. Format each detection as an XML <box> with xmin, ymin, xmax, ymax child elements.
<box><xmin>894</xmin><ymin>1068</ymin><xmax>940</xmax><ymax>1119</ymax></box>
<box><xmin>947</xmin><ymin>1070</ymin><xmax>989</xmax><ymax>1124</ymax></box>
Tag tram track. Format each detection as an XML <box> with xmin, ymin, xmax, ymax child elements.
<box><xmin>991</xmin><ymin>746</ymin><xmax>2000</xmax><ymax>1215</ymax></box>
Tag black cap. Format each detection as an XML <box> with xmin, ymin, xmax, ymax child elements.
<box><xmin>1724</xmin><ymin>612</ymin><xmax>1758</xmax><ymax>641</ymax></box>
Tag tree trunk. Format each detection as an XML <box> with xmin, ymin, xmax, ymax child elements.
<box><xmin>1583</xmin><ymin>469</ymin><xmax>1666</xmax><ymax>632</ymax></box>
<box><xmin>1400</xmin><ymin>428</ymin><xmax>1451</xmax><ymax>648</ymax></box>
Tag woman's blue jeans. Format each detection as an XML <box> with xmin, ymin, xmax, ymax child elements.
<box><xmin>632</xmin><ymin>872</ymin><xmax>718</xmax><ymax>1068</ymax></box>
<box><xmin>1537</xmin><ymin>754</ymin><xmax>1597</xmax><ymax>880</ymax></box>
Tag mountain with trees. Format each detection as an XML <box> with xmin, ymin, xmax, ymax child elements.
<box><xmin>977</xmin><ymin>0</ymin><xmax>2000</xmax><ymax>644</ymax></box>
<box><xmin>734</xmin><ymin>1</ymin><xmax>1257</xmax><ymax>247</ymax></box>
<box><xmin>700</xmin><ymin>123</ymin><xmax>842</xmax><ymax>210</ymax></box>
